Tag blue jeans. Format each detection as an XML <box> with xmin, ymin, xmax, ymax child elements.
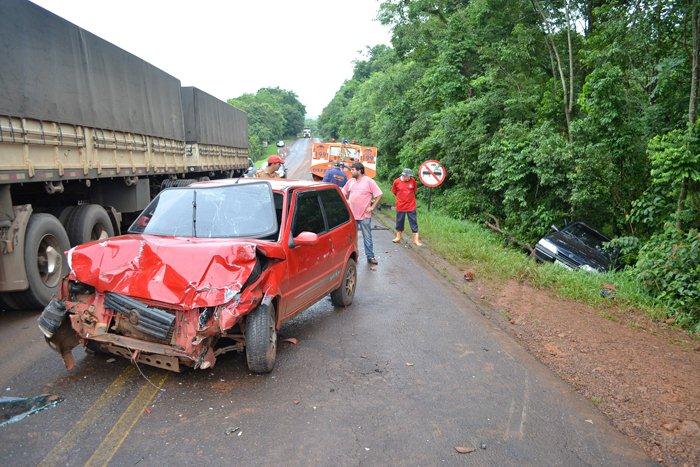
<box><xmin>357</xmin><ymin>218</ymin><xmax>375</xmax><ymax>260</ymax></box>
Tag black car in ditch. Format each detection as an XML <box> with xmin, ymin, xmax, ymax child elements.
<box><xmin>534</xmin><ymin>222</ymin><xmax>615</xmax><ymax>272</ymax></box>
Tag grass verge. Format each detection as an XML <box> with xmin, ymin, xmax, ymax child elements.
<box><xmin>376</xmin><ymin>180</ymin><xmax>666</xmax><ymax>322</ymax></box>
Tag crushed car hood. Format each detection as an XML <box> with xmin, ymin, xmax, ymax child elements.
<box><xmin>68</xmin><ymin>234</ymin><xmax>266</xmax><ymax>309</ymax></box>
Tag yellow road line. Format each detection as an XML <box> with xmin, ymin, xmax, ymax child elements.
<box><xmin>38</xmin><ymin>365</ymin><xmax>138</xmax><ymax>467</ymax></box>
<box><xmin>85</xmin><ymin>371</ymin><xmax>169</xmax><ymax>467</ymax></box>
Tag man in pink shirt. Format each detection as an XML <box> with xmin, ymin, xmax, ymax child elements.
<box><xmin>342</xmin><ymin>162</ymin><xmax>383</xmax><ymax>265</ymax></box>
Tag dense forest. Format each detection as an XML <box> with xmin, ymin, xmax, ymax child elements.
<box><xmin>319</xmin><ymin>0</ymin><xmax>699</xmax><ymax>329</ymax></box>
<box><xmin>228</xmin><ymin>87</ymin><xmax>306</xmax><ymax>160</ymax></box>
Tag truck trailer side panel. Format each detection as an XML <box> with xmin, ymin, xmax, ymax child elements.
<box><xmin>181</xmin><ymin>87</ymin><xmax>249</xmax><ymax>148</ymax></box>
<box><xmin>0</xmin><ymin>0</ymin><xmax>185</xmax><ymax>141</ymax></box>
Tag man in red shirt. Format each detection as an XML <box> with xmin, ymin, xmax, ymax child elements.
<box><xmin>391</xmin><ymin>168</ymin><xmax>422</xmax><ymax>246</ymax></box>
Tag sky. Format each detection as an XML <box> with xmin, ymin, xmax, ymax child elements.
<box><xmin>32</xmin><ymin>0</ymin><xmax>392</xmax><ymax>118</ymax></box>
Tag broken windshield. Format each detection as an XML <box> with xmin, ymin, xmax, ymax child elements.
<box><xmin>128</xmin><ymin>182</ymin><xmax>278</xmax><ymax>239</ymax></box>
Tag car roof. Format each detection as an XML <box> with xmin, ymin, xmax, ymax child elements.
<box><xmin>188</xmin><ymin>177</ymin><xmax>335</xmax><ymax>191</ymax></box>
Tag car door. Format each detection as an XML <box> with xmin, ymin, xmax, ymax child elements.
<box><xmin>318</xmin><ymin>187</ymin><xmax>354</xmax><ymax>285</ymax></box>
<box><xmin>281</xmin><ymin>189</ymin><xmax>334</xmax><ymax>318</ymax></box>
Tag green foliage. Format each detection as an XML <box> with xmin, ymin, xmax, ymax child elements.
<box><xmin>636</xmin><ymin>227</ymin><xmax>700</xmax><ymax>331</ymax></box>
<box><xmin>604</xmin><ymin>236</ymin><xmax>641</xmax><ymax>268</ymax></box>
<box><xmin>228</xmin><ymin>88</ymin><xmax>306</xmax><ymax>159</ymax></box>
<box><xmin>320</xmin><ymin>0</ymin><xmax>699</xmax><ymax>330</ymax></box>
<box><xmin>481</xmin><ymin>122</ymin><xmax>572</xmax><ymax>242</ymax></box>
<box><xmin>569</xmin><ymin>63</ymin><xmax>647</xmax><ymax>233</ymax></box>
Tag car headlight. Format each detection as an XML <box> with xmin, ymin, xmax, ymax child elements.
<box><xmin>578</xmin><ymin>264</ymin><xmax>599</xmax><ymax>273</ymax></box>
<box><xmin>537</xmin><ymin>239</ymin><xmax>558</xmax><ymax>255</ymax></box>
<box><xmin>66</xmin><ymin>247</ymin><xmax>74</xmax><ymax>271</ymax></box>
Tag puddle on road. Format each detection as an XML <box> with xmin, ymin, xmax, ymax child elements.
<box><xmin>0</xmin><ymin>394</ymin><xmax>62</xmax><ymax>427</ymax></box>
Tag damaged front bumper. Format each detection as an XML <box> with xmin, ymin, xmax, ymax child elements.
<box><xmin>39</xmin><ymin>275</ymin><xmax>273</xmax><ymax>372</ymax></box>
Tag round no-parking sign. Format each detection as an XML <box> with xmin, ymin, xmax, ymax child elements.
<box><xmin>418</xmin><ymin>160</ymin><xmax>447</xmax><ymax>188</ymax></box>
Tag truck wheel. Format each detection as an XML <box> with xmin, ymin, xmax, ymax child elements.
<box><xmin>330</xmin><ymin>258</ymin><xmax>357</xmax><ymax>307</ymax></box>
<box><xmin>65</xmin><ymin>204</ymin><xmax>114</xmax><ymax>246</ymax></box>
<box><xmin>10</xmin><ymin>214</ymin><xmax>70</xmax><ymax>309</ymax></box>
<box><xmin>57</xmin><ymin>206</ymin><xmax>77</xmax><ymax>226</ymax></box>
<box><xmin>244</xmin><ymin>303</ymin><xmax>277</xmax><ymax>374</ymax></box>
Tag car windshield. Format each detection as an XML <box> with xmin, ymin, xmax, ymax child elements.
<box><xmin>562</xmin><ymin>223</ymin><xmax>608</xmax><ymax>250</ymax></box>
<box><xmin>128</xmin><ymin>182</ymin><xmax>277</xmax><ymax>238</ymax></box>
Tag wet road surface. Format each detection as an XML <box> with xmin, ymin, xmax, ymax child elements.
<box><xmin>284</xmin><ymin>137</ymin><xmax>314</xmax><ymax>179</ymax></box>
<box><xmin>0</xmin><ymin>142</ymin><xmax>650</xmax><ymax>465</ymax></box>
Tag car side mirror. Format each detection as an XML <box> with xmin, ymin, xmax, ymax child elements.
<box><xmin>550</xmin><ymin>224</ymin><xmax>559</xmax><ymax>232</ymax></box>
<box><xmin>293</xmin><ymin>231</ymin><xmax>319</xmax><ymax>247</ymax></box>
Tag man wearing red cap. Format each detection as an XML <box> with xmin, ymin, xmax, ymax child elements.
<box><xmin>255</xmin><ymin>155</ymin><xmax>284</xmax><ymax>179</ymax></box>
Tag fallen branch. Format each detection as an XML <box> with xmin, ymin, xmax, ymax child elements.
<box><xmin>484</xmin><ymin>213</ymin><xmax>536</xmax><ymax>257</ymax></box>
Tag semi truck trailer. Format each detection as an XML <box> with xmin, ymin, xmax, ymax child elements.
<box><xmin>0</xmin><ymin>0</ymin><xmax>249</xmax><ymax>310</ymax></box>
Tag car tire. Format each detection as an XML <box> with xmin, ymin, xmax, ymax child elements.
<box><xmin>8</xmin><ymin>214</ymin><xmax>70</xmax><ymax>310</ymax></box>
<box><xmin>330</xmin><ymin>258</ymin><xmax>357</xmax><ymax>307</ymax></box>
<box><xmin>245</xmin><ymin>303</ymin><xmax>277</xmax><ymax>374</ymax></box>
<box><xmin>64</xmin><ymin>204</ymin><xmax>114</xmax><ymax>246</ymax></box>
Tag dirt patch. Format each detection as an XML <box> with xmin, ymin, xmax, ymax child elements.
<box><xmin>495</xmin><ymin>280</ymin><xmax>699</xmax><ymax>465</ymax></box>
<box><xmin>375</xmin><ymin>211</ymin><xmax>700</xmax><ymax>465</ymax></box>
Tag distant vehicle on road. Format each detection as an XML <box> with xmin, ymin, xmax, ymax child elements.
<box><xmin>310</xmin><ymin>141</ymin><xmax>377</xmax><ymax>181</ymax></box>
<box><xmin>303</xmin><ymin>128</ymin><xmax>311</xmax><ymax>138</ymax></box>
<box><xmin>39</xmin><ymin>179</ymin><xmax>358</xmax><ymax>373</ymax></box>
<box><xmin>535</xmin><ymin>221</ymin><xmax>615</xmax><ymax>272</ymax></box>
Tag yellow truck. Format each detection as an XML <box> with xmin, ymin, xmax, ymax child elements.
<box><xmin>0</xmin><ymin>1</ymin><xmax>249</xmax><ymax>309</ymax></box>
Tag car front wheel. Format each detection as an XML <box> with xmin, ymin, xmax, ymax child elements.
<box><xmin>330</xmin><ymin>258</ymin><xmax>357</xmax><ymax>307</ymax></box>
<box><xmin>245</xmin><ymin>303</ymin><xmax>277</xmax><ymax>374</ymax></box>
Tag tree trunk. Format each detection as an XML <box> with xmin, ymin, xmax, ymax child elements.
<box><xmin>566</xmin><ymin>0</ymin><xmax>575</xmax><ymax>119</ymax></box>
<box><xmin>689</xmin><ymin>3</ymin><xmax>699</xmax><ymax>126</ymax></box>
<box><xmin>678</xmin><ymin>3</ymin><xmax>699</xmax><ymax>230</ymax></box>
<box><xmin>533</xmin><ymin>0</ymin><xmax>573</xmax><ymax>142</ymax></box>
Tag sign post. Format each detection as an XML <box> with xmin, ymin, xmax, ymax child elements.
<box><xmin>418</xmin><ymin>160</ymin><xmax>447</xmax><ymax>211</ymax></box>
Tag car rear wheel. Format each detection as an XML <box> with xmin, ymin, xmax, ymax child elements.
<box><xmin>244</xmin><ymin>303</ymin><xmax>277</xmax><ymax>374</ymax></box>
<box><xmin>330</xmin><ymin>258</ymin><xmax>357</xmax><ymax>307</ymax></box>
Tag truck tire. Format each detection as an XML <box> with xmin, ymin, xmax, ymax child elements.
<box><xmin>64</xmin><ymin>204</ymin><xmax>114</xmax><ymax>246</ymax></box>
<box><xmin>57</xmin><ymin>206</ymin><xmax>77</xmax><ymax>226</ymax></box>
<box><xmin>160</xmin><ymin>179</ymin><xmax>196</xmax><ymax>190</ymax></box>
<box><xmin>245</xmin><ymin>303</ymin><xmax>277</xmax><ymax>374</ymax></box>
<box><xmin>330</xmin><ymin>258</ymin><xmax>357</xmax><ymax>307</ymax></box>
<box><xmin>9</xmin><ymin>214</ymin><xmax>70</xmax><ymax>310</ymax></box>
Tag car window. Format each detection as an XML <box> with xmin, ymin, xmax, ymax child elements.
<box><xmin>292</xmin><ymin>191</ymin><xmax>325</xmax><ymax>237</ymax></box>
<box><xmin>562</xmin><ymin>223</ymin><xmax>607</xmax><ymax>249</ymax></box>
<box><xmin>129</xmin><ymin>183</ymin><xmax>277</xmax><ymax>238</ymax></box>
<box><xmin>319</xmin><ymin>188</ymin><xmax>350</xmax><ymax>230</ymax></box>
<box><xmin>260</xmin><ymin>192</ymin><xmax>284</xmax><ymax>241</ymax></box>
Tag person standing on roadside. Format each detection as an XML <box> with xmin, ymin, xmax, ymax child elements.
<box><xmin>391</xmin><ymin>168</ymin><xmax>422</xmax><ymax>246</ymax></box>
<box><xmin>254</xmin><ymin>155</ymin><xmax>284</xmax><ymax>179</ymax></box>
<box><xmin>322</xmin><ymin>161</ymin><xmax>348</xmax><ymax>188</ymax></box>
<box><xmin>342</xmin><ymin>162</ymin><xmax>382</xmax><ymax>265</ymax></box>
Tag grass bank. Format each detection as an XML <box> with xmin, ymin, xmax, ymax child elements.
<box><xmin>376</xmin><ymin>180</ymin><xmax>666</xmax><ymax>322</ymax></box>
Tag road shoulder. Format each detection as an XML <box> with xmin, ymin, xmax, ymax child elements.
<box><xmin>375</xmin><ymin>207</ymin><xmax>700</xmax><ymax>465</ymax></box>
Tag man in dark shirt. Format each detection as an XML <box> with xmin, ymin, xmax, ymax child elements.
<box><xmin>391</xmin><ymin>168</ymin><xmax>422</xmax><ymax>246</ymax></box>
<box><xmin>322</xmin><ymin>162</ymin><xmax>348</xmax><ymax>188</ymax></box>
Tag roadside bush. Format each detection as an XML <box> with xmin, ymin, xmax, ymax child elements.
<box><xmin>604</xmin><ymin>236</ymin><xmax>641</xmax><ymax>268</ymax></box>
<box><xmin>636</xmin><ymin>226</ymin><xmax>700</xmax><ymax>331</ymax></box>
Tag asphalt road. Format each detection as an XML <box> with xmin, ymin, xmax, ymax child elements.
<box><xmin>285</xmin><ymin>137</ymin><xmax>314</xmax><ymax>179</ymax></box>
<box><xmin>0</xmin><ymin>140</ymin><xmax>650</xmax><ymax>465</ymax></box>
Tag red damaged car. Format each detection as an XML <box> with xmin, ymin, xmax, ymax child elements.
<box><xmin>38</xmin><ymin>179</ymin><xmax>358</xmax><ymax>373</ymax></box>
